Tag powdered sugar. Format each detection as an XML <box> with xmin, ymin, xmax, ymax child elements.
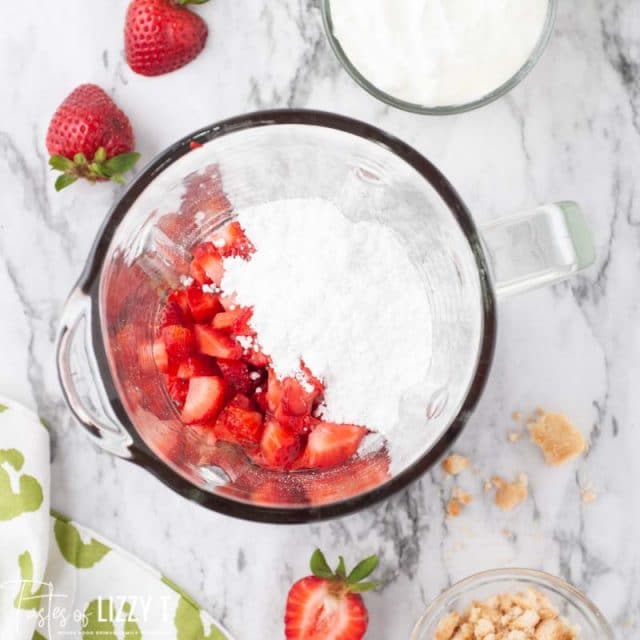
<box><xmin>221</xmin><ymin>198</ymin><xmax>432</xmax><ymax>437</ymax></box>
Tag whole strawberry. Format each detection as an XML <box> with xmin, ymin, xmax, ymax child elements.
<box><xmin>46</xmin><ymin>84</ymin><xmax>140</xmax><ymax>191</ymax></box>
<box><xmin>285</xmin><ymin>549</ymin><xmax>380</xmax><ymax>640</ymax></box>
<box><xmin>125</xmin><ymin>0</ymin><xmax>211</xmax><ymax>77</ymax></box>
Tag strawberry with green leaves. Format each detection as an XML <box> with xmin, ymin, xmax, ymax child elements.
<box><xmin>285</xmin><ymin>549</ymin><xmax>380</xmax><ymax>640</ymax></box>
<box><xmin>46</xmin><ymin>84</ymin><xmax>140</xmax><ymax>191</ymax></box>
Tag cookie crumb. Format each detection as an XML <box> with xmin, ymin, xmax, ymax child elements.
<box><xmin>435</xmin><ymin>588</ymin><xmax>578</xmax><ymax>640</ymax></box>
<box><xmin>508</xmin><ymin>431</ymin><xmax>521</xmax><ymax>443</ymax></box>
<box><xmin>528</xmin><ymin>412</ymin><xmax>586</xmax><ymax>466</ymax></box>
<box><xmin>453</xmin><ymin>486</ymin><xmax>473</xmax><ymax>505</ymax></box>
<box><xmin>442</xmin><ymin>454</ymin><xmax>470</xmax><ymax>476</ymax></box>
<box><xmin>535</xmin><ymin>407</ymin><xmax>546</xmax><ymax>416</ymax></box>
<box><xmin>446</xmin><ymin>498</ymin><xmax>462</xmax><ymax>517</ymax></box>
<box><xmin>512</xmin><ymin>410</ymin><xmax>522</xmax><ymax>421</ymax></box>
<box><xmin>581</xmin><ymin>488</ymin><xmax>597</xmax><ymax>504</ymax></box>
<box><xmin>493</xmin><ymin>474</ymin><xmax>528</xmax><ymax>512</ymax></box>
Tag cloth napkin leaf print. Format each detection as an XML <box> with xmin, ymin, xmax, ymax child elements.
<box><xmin>54</xmin><ymin>518</ymin><xmax>111</xmax><ymax>569</ymax></box>
<box><xmin>0</xmin><ymin>448</ymin><xmax>43</xmax><ymax>520</ymax></box>
<box><xmin>0</xmin><ymin>403</ymin><xmax>8</xmax><ymax>412</ymax></box>
<box><xmin>175</xmin><ymin>596</ymin><xmax>227</xmax><ymax>640</ymax></box>
<box><xmin>13</xmin><ymin>551</ymin><xmax>47</xmax><ymax>610</ymax></box>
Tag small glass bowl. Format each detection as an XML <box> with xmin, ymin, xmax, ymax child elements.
<box><xmin>321</xmin><ymin>0</ymin><xmax>558</xmax><ymax>115</ymax></box>
<box><xmin>410</xmin><ymin>568</ymin><xmax>613</xmax><ymax>639</ymax></box>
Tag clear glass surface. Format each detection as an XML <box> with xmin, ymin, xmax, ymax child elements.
<box><xmin>98</xmin><ymin>122</ymin><xmax>487</xmax><ymax>509</ymax></box>
<box><xmin>322</xmin><ymin>0</ymin><xmax>558</xmax><ymax>115</ymax></box>
<box><xmin>411</xmin><ymin>569</ymin><xmax>613</xmax><ymax>640</ymax></box>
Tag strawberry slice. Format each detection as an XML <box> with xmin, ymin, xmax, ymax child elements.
<box><xmin>214</xmin><ymin>404</ymin><xmax>264</xmax><ymax>446</ymax></box>
<box><xmin>209</xmin><ymin>221</ymin><xmax>255</xmax><ymax>259</ymax></box>
<box><xmin>285</xmin><ymin>549</ymin><xmax>378</xmax><ymax>640</ymax></box>
<box><xmin>162</xmin><ymin>325</ymin><xmax>195</xmax><ymax>360</ymax></box>
<box><xmin>194</xmin><ymin>325</ymin><xmax>243</xmax><ymax>360</ymax></box>
<box><xmin>260</xmin><ymin>419</ymin><xmax>302</xmax><ymax>469</ymax></box>
<box><xmin>294</xmin><ymin>422</ymin><xmax>367</xmax><ymax>470</ymax></box>
<box><xmin>176</xmin><ymin>355</ymin><xmax>218</xmax><ymax>379</ymax></box>
<box><xmin>186</xmin><ymin>286</ymin><xmax>223</xmax><ymax>322</ymax></box>
<box><xmin>190</xmin><ymin>242</ymin><xmax>224</xmax><ymax>285</ymax></box>
<box><xmin>217</xmin><ymin>358</ymin><xmax>252</xmax><ymax>394</ymax></box>
<box><xmin>181</xmin><ymin>376</ymin><xmax>227</xmax><ymax>424</ymax></box>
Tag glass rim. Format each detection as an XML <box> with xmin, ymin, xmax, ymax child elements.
<box><xmin>321</xmin><ymin>0</ymin><xmax>558</xmax><ymax>115</ymax></box>
<box><xmin>75</xmin><ymin>109</ymin><xmax>497</xmax><ymax>523</ymax></box>
<box><xmin>410</xmin><ymin>567</ymin><xmax>614</xmax><ymax>640</ymax></box>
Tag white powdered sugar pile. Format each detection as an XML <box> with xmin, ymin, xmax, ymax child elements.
<box><xmin>221</xmin><ymin>198</ymin><xmax>432</xmax><ymax>437</ymax></box>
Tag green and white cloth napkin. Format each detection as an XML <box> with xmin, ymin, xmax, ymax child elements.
<box><xmin>0</xmin><ymin>396</ymin><xmax>232</xmax><ymax>640</ymax></box>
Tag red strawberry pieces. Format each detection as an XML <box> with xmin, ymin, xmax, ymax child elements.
<box><xmin>46</xmin><ymin>84</ymin><xmax>139</xmax><ymax>191</ymax></box>
<box><xmin>154</xmin><ymin>222</ymin><xmax>369</xmax><ymax>474</ymax></box>
<box><xmin>293</xmin><ymin>422</ymin><xmax>367</xmax><ymax>470</ymax></box>
<box><xmin>285</xmin><ymin>550</ymin><xmax>378</xmax><ymax>640</ymax></box>
<box><xmin>208</xmin><ymin>221</ymin><xmax>255</xmax><ymax>259</ymax></box>
<box><xmin>125</xmin><ymin>0</ymin><xmax>210</xmax><ymax>77</ymax></box>
<box><xmin>181</xmin><ymin>376</ymin><xmax>226</xmax><ymax>424</ymax></box>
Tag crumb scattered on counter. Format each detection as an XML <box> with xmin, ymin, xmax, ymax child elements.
<box><xmin>508</xmin><ymin>431</ymin><xmax>522</xmax><ymax>443</ymax></box>
<box><xmin>527</xmin><ymin>411</ymin><xmax>586</xmax><ymax>466</ymax></box>
<box><xmin>512</xmin><ymin>410</ymin><xmax>522</xmax><ymax>421</ymax></box>
<box><xmin>446</xmin><ymin>487</ymin><xmax>473</xmax><ymax>517</ymax></box>
<box><xmin>492</xmin><ymin>474</ymin><xmax>529</xmax><ymax>512</ymax></box>
<box><xmin>442</xmin><ymin>454</ymin><xmax>470</xmax><ymax>476</ymax></box>
<box><xmin>434</xmin><ymin>588</ymin><xmax>578</xmax><ymax>640</ymax></box>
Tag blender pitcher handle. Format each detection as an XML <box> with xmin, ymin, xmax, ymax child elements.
<box><xmin>57</xmin><ymin>287</ymin><xmax>133</xmax><ymax>458</ymax></box>
<box><xmin>479</xmin><ymin>201</ymin><xmax>595</xmax><ymax>298</ymax></box>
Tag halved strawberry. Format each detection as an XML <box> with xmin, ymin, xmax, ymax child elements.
<box><xmin>217</xmin><ymin>358</ymin><xmax>252</xmax><ymax>394</ymax></box>
<box><xmin>285</xmin><ymin>549</ymin><xmax>378</xmax><ymax>640</ymax></box>
<box><xmin>209</xmin><ymin>221</ymin><xmax>254</xmax><ymax>259</ymax></box>
<box><xmin>260</xmin><ymin>419</ymin><xmax>303</xmax><ymax>469</ymax></box>
<box><xmin>293</xmin><ymin>422</ymin><xmax>367</xmax><ymax>470</ymax></box>
<box><xmin>162</xmin><ymin>325</ymin><xmax>195</xmax><ymax>360</ymax></box>
<box><xmin>214</xmin><ymin>404</ymin><xmax>264</xmax><ymax>446</ymax></box>
<box><xmin>186</xmin><ymin>286</ymin><xmax>223</xmax><ymax>322</ymax></box>
<box><xmin>181</xmin><ymin>376</ymin><xmax>227</xmax><ymax>424</ymax></box>
<box><xmin>166</xmin><ymin>376</ymin><xmax>189</xmax><ymax>409</ymax></box>
<box><xmin>176</xmin><ymin>355</ymin><xmax>218</xmax><ymax>379</ymax></box>
<box><xmin>194</xmin><ymin>325</ymin><xmax>243</xmax><ymax>360</ymax></box>
<box><xmin>190</xmin><ymin>242</ymin><xmax>224</xmax><ymax>285</ymax></box>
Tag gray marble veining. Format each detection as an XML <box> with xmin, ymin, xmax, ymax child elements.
<box><xmin>0</xmin><ymin>1</ymin><xmax>638</xmax><ymax>638</ymax></box>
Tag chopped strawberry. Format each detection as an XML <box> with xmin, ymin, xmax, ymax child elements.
<box><xmin>227</xmin><ymin>393</ymin><xmax>253</xmax><ymax>410</ymax></box>
<box><xmin>181</xmin><ymin>376</ymin><xmax>227</xmax><ymax>424</ymax></box>
<box><xmin>246</xmin><ymin>348</ymin><xmax>270</xmax><ymax>367</ymax></box>
<box><xmin>260</xmin><ymin>419</ymin><xmax>303</xmax><ymax>469</ymax></box>
<box><xmin>190</xmin><ymin>242</ymin><xmax>224</xmax><ymax>285</ymax></box>
<box><xmin>186</xmin><ymin>286</ymin><xmax>223</xmax><ymax>322</ymax></box>
<box><xmin>157</xmin><ymin>299</ymin><xmax>186</xmax><ymax>332</ymax></box>
<box><xmin>166</xmin><ymin>376</ymin><xmax>189</xmax><ymax>408</ymax></box>
<box><xmin>176</xmin><ymin>355</ymin><xmax>218</xmax><ymax>379</ymax></box>
<box><xmin>214</xmin><ymin>404</ymin><xmax>264</xmax><ymax>446</ymax></box>
<box><xmin>219</xmin><ymin>293</ymin><xmax>238</xmax><ymax>311</ymax></box>
<box><xmin>194</xmin><ymin>325</ymin><xmax>243</xmax><ymax>360</ymax></box>
<box><xmin>281</xmin><ymin>376</ymin><xmax>322</xmax><ymax>416</ymax></box>
<box><xmin>293</xmin><ymin>422</ymin><xmax>367</xmax><ymax>470</ymax></box>
<box><xmin>285</xmin><ymin>549</ymin><xmax>377</xmax><ymax>640</ymax></box>
<box><xmin>161</xmin><ymin>325</ymin><xmax>195</xmax><ymax>360</ymax></box>
<box><xmin>209</xmin><ymin>221</ymin><xmax>255</xmax><ymax>259</ymax></box>
<box><xmin>167</xmin><ymin>289</ymin><xmax>191</xmax><ymax>318</ymax></box>
<box><xmin>152</xmin><ymin>340</ymin><xmax>169</xmax><ymax>373</ymax></box>
<box><xmin>212</xmin><ymin>306</ymin><xmax>253</xmax><ymax>332</ymax></box>
<box><xmin>217</xmin><ymin>358</ymin><xmax>252</xmax><ymax>394</ymax></box>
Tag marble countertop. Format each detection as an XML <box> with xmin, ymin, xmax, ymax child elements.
<box><xmin>1</xmin><ymin>1</ymin><xmax>638</xmax><ymax>638</ymax></box>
